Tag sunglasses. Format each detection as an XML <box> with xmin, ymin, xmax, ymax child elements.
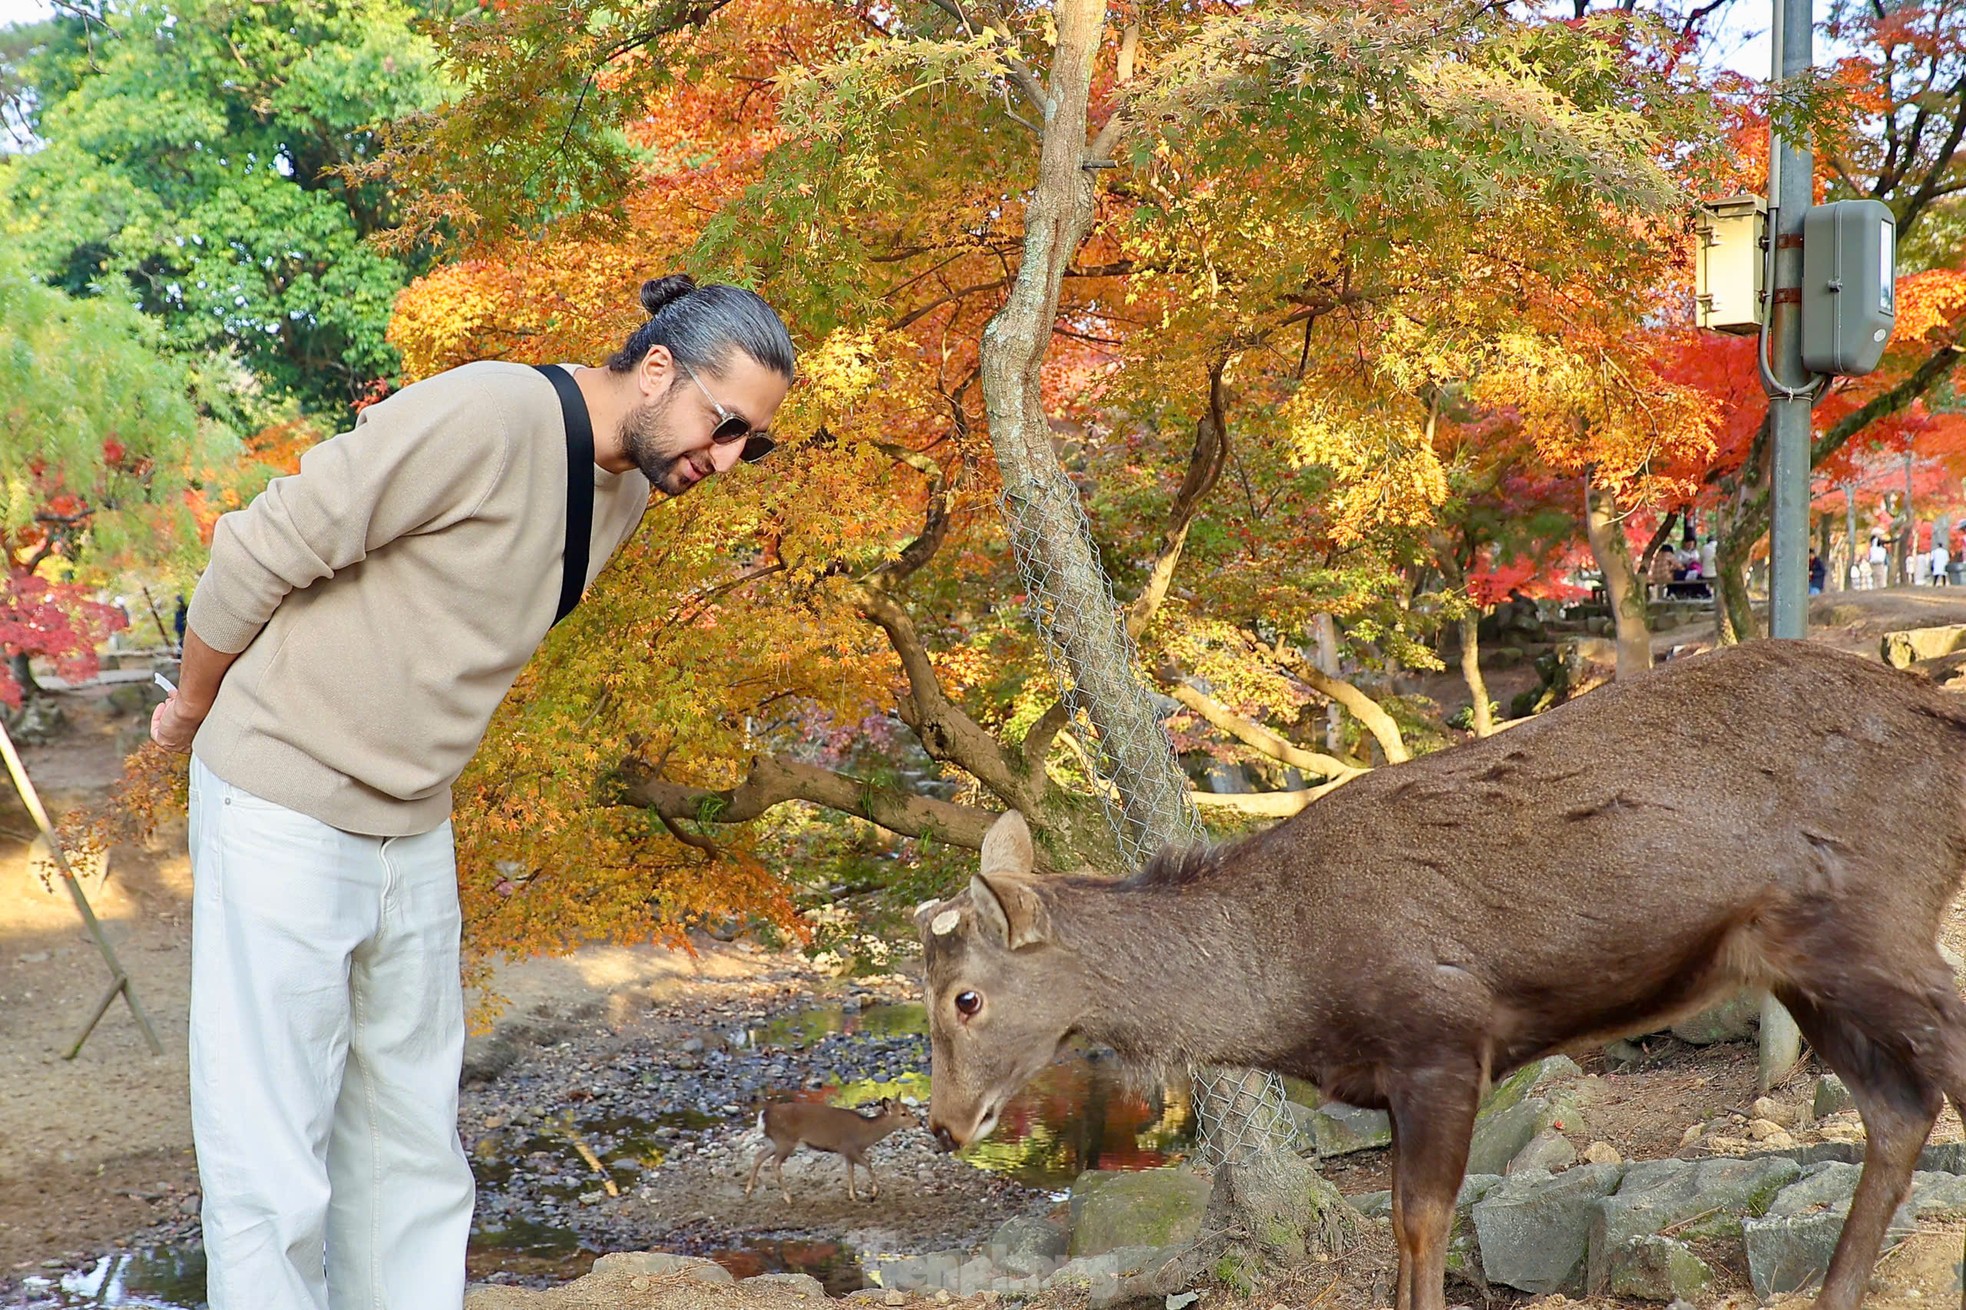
<box><xmin>679</xmin><ymin>361</ymin><xmax>775</xmax><ymax>463</ymax></box>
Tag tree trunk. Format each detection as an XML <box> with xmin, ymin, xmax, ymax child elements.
<box><xmin>980</xmin><ymin>0</ymin><xmax>1193</xmax><ymax>862</ymax></box>
<box><xmin>1582</xmin><ymin>477</ymin><xmax>1652</xmax><ymax>679</ymax></box>
<box><xmin>1715</xmin><ymin>533</ymin><xmax>1757</xmax><ymax>644</ymax></box>
<box><xmin>976</xmin><ymin>0</ymin><xmax>1311</xmax><ymax>1254</ymax></box>
<box><xmin>9</xmin><ymin>653</ymin><xmax>39</xmax><ymax>700</ymax></box>
<box><xmin>1459</xmin><ymin>613</ymin><xmax>1494</xmax><ymax>736</ymax></box>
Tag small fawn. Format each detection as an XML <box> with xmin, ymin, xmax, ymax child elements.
<box><xmin>744</xmin><ymin>1095</ymin><xmax>919</xmax><ymax>1203</ymax></box>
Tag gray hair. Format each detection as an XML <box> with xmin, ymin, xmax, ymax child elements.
<box><xmin>605</xmin><ymin>275</ymin><xmax>796</xmax><ymax>381</ymax></box>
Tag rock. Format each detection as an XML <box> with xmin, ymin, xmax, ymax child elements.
<box><xmin>1583</xmin><ymin>1141</ymin><xmax>1623</xmax><ymax>1167</ymax></box>
<box><xmin>1751</xmin><ymin>1096</ymin><xmax>1799</xmax><ymax>1127</ymax></box>
<box><xmin>985</xmin><ymin>1215</ymin><xmax>1069</xmax><ymax>1277</ymax></box>
<box><xmin>1813</xmin><ymin>1075</ymin><xmax>1853</xmax><ymax>1120</ymax></box>
<box><xmin>1349</xmin><ymin>1190</ymin><xmax>1392</xmax><ymax>1220</ymax></box>
<box><xmin>1470</xmin><ymin>1163</ymin><xmax>1625</xmax><ymax>1294</ymax></box>
<box><xmin>1467</xmin><ymin>1096</ymin><xmax>1553</xmax><ymax>1176</ymax></box>
<box><xmin>1507</xmin><ymin>1130</ymin><xmax>1577</xmax><ymax>1176</ymax></box>
<box><xmin>1480</xmin><ymin>1056</ymin><xmax>1584</xmax><ymax>1120</ymax></box>
<box><xmin>1444</xmin><ymin>1175</ymin><xmax>1507</xmax><ymax>1280</ymax></box>
<box><xmin>1043</xmin><ymin>1245</ymin><xmax>1165</xmax><ymax>1305</ymax></box>
<box><xmin>107</xmin><ymin>681</ymin><xmax>166</xmax><ymax>714</ymax></box>
<box><xmin>1676</xmin><ymin>1125</ymin><xmax>1702</xmax><ymax>1149</ymax></box>
<box><xmin>1883</xmin><ymin>624</ymin><xmax>1966</xmax><ymax>668</ymax></box>
<box><xmin>746</xmin><ymin>1273</ymin><xmax>827</xmax><ymax>1300</ymax></box>
<box><xmin>1068</xmin><ymin>1168</ymin><xmax>1212</xmax><ymax>1257</ymax></box>
<box><xmin>1742</xmin><ymin>1163</ymin><xmax>1966</xmax><ymax>1297</ymax></box>
<box><xmin>1603</xmin><ymin>1236</ymin><xmax>1713</xmax><ymax>1303</ymax></box>
<box><xmin>1921</xmin><ymin>1142</ymin><xmax>1966</xmax><ymax>1174</ymax></box>
<box><xmin>1588</xmin><ymin>1155</ymin><xmax>1801</xmax><ymax>1291</ymax></box>
<box><xmin>1603</xmin><ymin>1039</ymin><xmax>1647</xmax><ymax>1070</ymax></box>
<box><xmin>590</xmin><ymin>1251</ymin><xmax>735</xmax><ymax>1283</ymax></box>
<box><xmin>1669</xmin><ymin>989</ymin><xmax>1760</xmax><ymax>1045</ymax></box>
<box><xmin>1304</xmin><ymin>1102</ymin><xmax>1392</xmax><ymax>1157</ymax></box>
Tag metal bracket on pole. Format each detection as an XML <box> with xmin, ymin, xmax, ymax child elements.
<box><xmin>0</xmin><ymin>715</ymin><xmax>164</xmax><ymax>1059</ymax></box>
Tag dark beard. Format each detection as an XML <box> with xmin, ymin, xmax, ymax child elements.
<box><xmin>621</xmin><ymin>398</ymin><xmax>694</xmax><ymax>495</ymax></box>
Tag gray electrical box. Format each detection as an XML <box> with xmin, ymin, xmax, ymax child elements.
<box><xmin>1695</xmin><ymin>194</ymin><xmax>1766</xmax><ymax>334</ymax></box>
<box><xmin>1801</xmin><ymin>198</ymin><xmax>1896</xmax><ymax>375</ymax></box>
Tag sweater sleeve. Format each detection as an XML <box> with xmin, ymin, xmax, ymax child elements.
<box><xmin>187</xmin><ymin>373</ymin><xmax>516</xmax><ymax>654</ymax></box>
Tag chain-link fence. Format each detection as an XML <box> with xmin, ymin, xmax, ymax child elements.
<box><xmin>997</xmin><ymin>473</ymin><xmax>1300</xmax><ymax>1169</ymax></box>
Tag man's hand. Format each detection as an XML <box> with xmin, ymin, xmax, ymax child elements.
<box><xmin>150</xmin><ymin>627</ymin><xmax>241</xmax><ymax>755</ymax></box>
<box><xmin>150</xmin><ymin>693</ymin><xmax>200</xmax><ymax>754</ymax></box>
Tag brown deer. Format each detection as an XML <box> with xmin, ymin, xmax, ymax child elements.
<box><xmin>744</xmin><ymin>1095</ymin><xmax>918</xmax><ymax>1203</ymax></box>
<box><xmin>914</xmin><ymin>641</ymin><xmax>1966</xmax><ymax>1310</ymax></box>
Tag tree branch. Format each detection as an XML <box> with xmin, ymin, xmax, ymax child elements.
<box><xmin>1157</xmin><ymin>668</ymin><xmax>1367</xmax><ymax>781</ymax></box>
<box><xmin>1277</xmin><ymin>652</ymin><xmax>1411</xmax><ymax>763</ymax></box>
<box><xmin>1126</xmin><ymin>361</ymin><xmax>1230</xmax><ymax>640</ymax></box>
<box><xmin>863</xmin><ymin>438</ymin><xmax>956</xmax><ymax>586</ymax></box>
<box><xmin>846</xmin><ymin>581</ymin><xmax>1030</xmax><ymax>804</ymax></box>
<box><xmin>617</xmin><ymin>753</ymin><xmax>1008</xmax><ymax>855</ymax></box>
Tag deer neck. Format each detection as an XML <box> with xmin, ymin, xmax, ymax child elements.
<box><xmin>1056</xmin><ymin>879</ymin><xmax>1283</xmax><ymax>1072</ymax></box>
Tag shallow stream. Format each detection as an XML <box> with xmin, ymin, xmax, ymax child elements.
<box><xmin>11</xmin><ymin>1002</ymin><xmax>1193</xmax><ymax>1308</ymax></box>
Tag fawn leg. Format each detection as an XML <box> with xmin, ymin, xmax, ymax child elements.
<box><xmin>774</xmin><ymin>1153</ymin><xmax>793</xmax><ymax>1204</ymax></box>
<box><xmin>859</xmin><ymin>1155</ymin><xmax>880</xmax><ymax>1199</ymax></box>
<box><xmin>1782</xmin><ymin>988</ymin><xmax>1941</xmax><ymax>1310</ymax></box>
<box><xmin>1386</xmin><ymin>1066</ymin><xmax>1481</xmax><ymax>1310</ymax></box>
<box><xmin>845</xmin><ymin>1159</ymin><xmax>861</xmax><ymax>1202</ymax></box>
<box><xmin>746</xmin><ymin>1146</ymin><xmax>774</xmax><ymax>1198</ymax></box>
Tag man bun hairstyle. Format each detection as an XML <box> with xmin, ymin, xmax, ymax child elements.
<box><xmin>607</xmin><ymin>274</ymin><xmax>796</xmax><ymax>382</ymax></box>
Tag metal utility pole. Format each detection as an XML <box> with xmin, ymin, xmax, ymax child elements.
<box><xmin>1759</xmin><ymin>0</ymin><xmax>1814</xmax><ymax>1090</ymax></box>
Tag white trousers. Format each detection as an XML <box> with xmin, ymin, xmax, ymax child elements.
<box><xmin>188</xmin><ymin>756</ymin><xmax>474</xmax><ymax>1310</ymax></box>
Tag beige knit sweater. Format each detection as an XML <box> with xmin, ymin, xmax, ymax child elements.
<box><xmin>186</xmin><ymin>361</ymin><xmax>651</xmax><ymax>836</ymax></box>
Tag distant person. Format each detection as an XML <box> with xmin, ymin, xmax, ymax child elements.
<box><xmin>1649</xmin><ymin>543</ymin><xmax>1678</xmax><ymax>598</ymax></box>
<box><xmin>1809</xmin><ymin>551</ymin><xmax>1826</xmax><ymax>594</ymax></box>
<box><xmin>1871</xmin><ymin>536</ymin><xmax>1890</xmax><ymax>590</ymax></box>
<box><xmin>1700</xmin><ymin>537</ymin><xmax>1717</xmax><ymax>581</ymax></box>
<box><xmin>1933</xmin><ymin>539</ymin><xmax>1951</xmax><ymax>587</ymax></box>
<box><xmin>172</xmin><ymin>593</ymin><xmax>187</xmax><ymax>653</ymax></box>
<box><xmin>149</xmin><ymin>275</ymin><xmax>796</xmax><ymax>1310</ymax></box>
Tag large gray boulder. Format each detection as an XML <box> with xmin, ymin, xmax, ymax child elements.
<box><xmin>1446</xmin><ymin>1175</ymin><xmax>1508</xmax><ymax>1282</ymax></box>
<box><xmin>1068</xmin><ymin>1168</ymin><xmax>1212</xmax><ymax>1257</ymax></box>
<box><xmin>1668</xmin><ymin>989</ymin><xmax>1760</xmax><ymax>1045</ymax></box>
<box><xmin>1303</xmin><ymin>1102</ymin><xmax>1391</xmax><ymax>1157</ymax></box>
<box><xmin>1744</xmin><ymin>1163</ymin><xmax>1966</xmax><ymax>1298</ymax></box>
<box><xmin>1587</xmin><ymin>1155</ymin><xmax>1800</xmax><ymax>1291</ymax></box>
<box><xmin>985</xmin><ymin>1215</ymin><xmax>1069</xmax><ymax>1277</ymax></box>
<box><xmin>1603</xmin><ymin>1236</ymin><xmax>1714</xmax><ymax>1303</ymax></box>
<box><xmin>1470</xmin><ymin>1163</ymin><xmax>1625</xmax><ymax>1294</ymax></box>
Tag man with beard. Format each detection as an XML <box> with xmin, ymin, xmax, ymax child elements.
<box><xmin>149</xmin><ymin>274</ymin><xmax>793</xmax><ymax>1310</ymax></box>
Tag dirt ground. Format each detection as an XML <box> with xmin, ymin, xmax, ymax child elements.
<box><xmin>11</xmin><ymin>588</ymin><xmax>1966</xmax><ymax>1299</ymax></box>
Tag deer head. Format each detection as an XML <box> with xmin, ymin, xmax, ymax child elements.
<box><xmin>915</xmin><ymin>810</ymin><xmax>1089</xmax><ymax>1151</ymax></box>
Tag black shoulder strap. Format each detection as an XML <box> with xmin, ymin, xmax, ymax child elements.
<box><xmin>534</xmin><ymin>364</ymin><xmax>594</xmax><ymax>627</ymax></box>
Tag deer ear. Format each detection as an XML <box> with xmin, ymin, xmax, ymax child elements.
<box><xmin>970</xmin><ymin>871</ymin><xmax>1051</xmax><ymax>950</ymax></box>
<box><xmin>979</xmin><ymin>810</ymin><xmax>1036</xmax><ymax>878</ymax></box>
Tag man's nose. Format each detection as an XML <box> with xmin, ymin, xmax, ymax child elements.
<box><xmin>710</xmin><ymin>438</ymin><xmax>746</xmax><ymax>474</ymax></box>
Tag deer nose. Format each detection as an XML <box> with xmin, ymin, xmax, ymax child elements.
<box><xmin>931</xmin><ymin>1125</ymin><xmax>959</xmax><ymax>1153</ymax></box>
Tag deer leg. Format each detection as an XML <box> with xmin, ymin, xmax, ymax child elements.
<box><xmin>1386</xmin><ymin>1066</ymin><xmax>1481</xmax><ymax>1310</ymax></box>
<box><xmin>860</xmin><ymin>1155</ymin><xmax>880</xmax><ymax>1199</ymax></box>
<box><xmin>844</xmin><ymin>1159</ymin><xmax>860</xmax><ymax>1201</ymax></box>
<box><xmin>746</xmin><ymin>1147</ymin><xmax>766</xmax><ymax>1198</ymax></box>
<box><xmin>1386</xmin><ymin>1112</ymin><xmax>1410</xmax><ymax>1310</ymax></box>
<box><xmin>775</xmin><ymin>1152</ymin><xmax>793</xmax><ymax>1204</ymax></box>
<box><xmin>1781</xmin><ymin>989</ymin><xmax>1942</xmax><ymax>1310</ymax></box>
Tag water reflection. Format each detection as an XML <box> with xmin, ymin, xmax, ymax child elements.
<box><xmin>747</xmin><ymin>1002</ymin><xmax>1195</xmax><ymax>1189</ymax></box>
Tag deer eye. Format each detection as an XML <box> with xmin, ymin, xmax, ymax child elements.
<box><xmin>954</xmin><ymin>990</ymin><xmax>982</xmax><ymax>1019</ymax></box>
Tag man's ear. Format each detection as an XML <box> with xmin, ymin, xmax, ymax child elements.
<box><xmin>969</xmin><ymin>871</ymin><xmax>1050</xmax><ymax>951</ymax></box>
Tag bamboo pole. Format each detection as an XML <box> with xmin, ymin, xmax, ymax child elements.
<box><xmin>0</xmin><ymin>714</ymin><xmax>164</xmax><ymax>1058</ymax></box>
